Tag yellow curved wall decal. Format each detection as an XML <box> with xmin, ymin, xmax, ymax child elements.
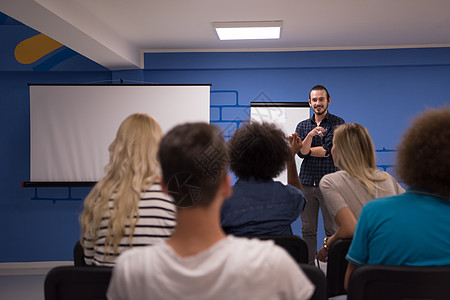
<box><xmin>15</xmin><ymin>34</ymin><xmax>63</xmax><ymax>64</ymax></box>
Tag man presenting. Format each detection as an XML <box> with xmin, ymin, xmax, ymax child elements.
<box><xmin>296</xmin><ymin>85</ymin><xmax>345</xmax><ymax>264</ymax></box>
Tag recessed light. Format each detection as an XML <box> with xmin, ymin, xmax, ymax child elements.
<box><xmin>212</xmin><ymin>21</ymin><xmax>282</xmax><ymax>40</ymax></box>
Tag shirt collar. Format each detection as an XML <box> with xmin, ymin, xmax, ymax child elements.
<box><xmin>310</xmin><ymin>111</ymin><xmax>330</xmax><ymax>124</ymax></box>
<box><xmin>239</xmin><ymin>177</ymin><xmax>274</xmax><ymax>183</ymax></box>
<box><xmin>406</xmin><ymin>187</ymin><xmax>449</xmax><ymax>201</ymax></box>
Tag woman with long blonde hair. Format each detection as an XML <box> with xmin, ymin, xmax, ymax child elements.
<box><xmin>317</xmin><ymin>123</ymin><xmax>403</xmax><ymax>262</ymax></box>
<box><xmin>80</xmin><ymin>113</ymin><xmax>176</xmax><ymax>266</ymax></box>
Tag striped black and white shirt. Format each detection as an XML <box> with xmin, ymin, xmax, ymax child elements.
<box><xmin>83</xmin><ymin>182</ymin><xmax>176</xmax><ymax>266</ymax></box>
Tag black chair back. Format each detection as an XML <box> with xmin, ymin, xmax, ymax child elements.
<box><xmin>44</xmin><ymin>265</ymin><xmax>113</xmax><ymax>300</ymax></box>
<box><xmin>300</xmin><ymin>264</ymin><xmax>327</xmax><ymax>300</ymax></box>
<box><xmin>326</xmin><ymin>238</ymin><xmax>352</xmax><ymax>297</ymax></box>
<box><xmin>73</xmin><ymin>240</ymin><xmax>87</xmax><ymax>266</ymax></box>
<box><xmin>347</xmin><ymin>264</ymin><xmax>450</xmax><ymax>300</ymax></box>
<box><xmin>250</xmin><ymin>235</ymin><xmax>309</xmax><ymax>264</ymax></box>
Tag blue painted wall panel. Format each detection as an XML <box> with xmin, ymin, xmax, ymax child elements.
<box><xmin>142</xmin><ymin>50</ymin><xmax>450</xmax><ymax>249</ymax></box>
<box><xmin>0</xmin><ymin>71</ymin><xmax>111</xmax><ymax>262</ymax></box>
<box><xmin>144</xmin><ymin>48</ymin><xmax>450</xmax><ymax>70</ymax></box>
<box><xmin>0</xmin><ymin>47</ymin><xmax>449</xmax><ymax>262</ymax></box>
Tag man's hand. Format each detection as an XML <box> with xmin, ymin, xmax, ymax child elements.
<box><xmin>308</xmin><ymin>126</ymin><xmax>326</xmax><ymax>138</ymax></box>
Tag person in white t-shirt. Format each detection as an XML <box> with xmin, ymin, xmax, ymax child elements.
<box><xmin>107</xmin><ymin>122</ymin><xmax>315</xmax><ymax>300</ymax></box>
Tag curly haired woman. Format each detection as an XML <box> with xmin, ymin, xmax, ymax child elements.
<box><xmin>221</xmin><ymin>121</ymin><xmax>306</xmax><ymax>236</ymax></box>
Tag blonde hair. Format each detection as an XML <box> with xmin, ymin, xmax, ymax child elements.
<box><xmin>333</xmin><ymin>123</ymin><xmax>388</xmax><ymax>195</ymax></box>
<box><xmin>80</xmin><ymin>113</ymin><xmax>163</xmax><ymax>255</ymax></box>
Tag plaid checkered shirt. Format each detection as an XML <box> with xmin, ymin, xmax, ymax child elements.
<box><xmin>295</xmin><ymin>112</ymin><xmax>345</xmax><ymax>186</ymax></box>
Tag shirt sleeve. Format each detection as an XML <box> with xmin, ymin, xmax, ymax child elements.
<box><xmin>322</xmin><ymin>130</ymin><xmax>333</xmax><ymax>155</ymax></box>
<box><xmin>295</xmin><ymin>122</ymin><xmax>311</xmax><ymax>159</ymax></box>
<box><xmin>295</xmin><ymin>121</ymin><xmax>307</xmax><ymax>140</ymax></box>
<box><xmin>393</xmin><ymin>176</ymin><xmax>405</xmax><ymax>194</ymax></box>
<box><xmin>319</xmin><ymin>174</ymin><xmax>347</xmax><ymax>220</ymax></box>
<box><xmin>285</xmin><ymin>184</ymin><xmax>307</xmax><ymax>221</ymax></box>
<box><xmin>322</xmin><ymin>116</ymin><xmax>345</xmax><ymax>155</ymax></box>
<box><xmin>107</xmin><ymin>251</ymin><xmax>135</xmax><ymax>300</ymax></box>
<box><xmin>297</xmin><ymin>150</ymin><xmax>310</xmax><ymax>159</ymax></box>
<box><xmin>107</xmin><ymin>260</ymin><xmax>125</xmax><ymax>300</ymax></box>
<box><xmin>82</xmin><ymin>235</ymin><xmax>95</xmax><ymax>265</ymax></box>
<box><xmin>273</xmin><ymin>247</ymin><xmax>315</xmax><ymax>300</ymax></box>
<box><xmin>345</xmin><ymin>204</ymin><xmax>371</xmax><ymax>266</ymax></box>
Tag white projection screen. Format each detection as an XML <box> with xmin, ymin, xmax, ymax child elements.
<box><xmin>250</xmin><ymin>102</ymin><xmax>310</xmax><ymax>185</ymax></box>
<box><xmin>29</xmin><ymin>84</ymin><xmax>210</xmax><ymax>185</ymax></box>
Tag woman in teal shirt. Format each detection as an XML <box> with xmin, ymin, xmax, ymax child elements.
<box><xmin>344</xmin><ymin>107</ymin><xmax>450</xmax><ymax>289</ymax></box>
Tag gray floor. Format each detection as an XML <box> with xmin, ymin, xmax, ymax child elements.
<box><xmin>0</xmin><ymin>274</ymin><xmax>46</xmax><ymax>300</ymax></box>
<box><xmin>0</xmin><ymin>271</ymin><xmax>47</xmax><ymax>300</ymax></box>
<box><xmin>0</xmin><ymin>262</ymin><xmax>72</xmax><ymax>300</ymax></box>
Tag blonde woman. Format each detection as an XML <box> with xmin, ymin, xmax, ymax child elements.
<box><xmin>80</xmin><ymin>113</ymin><xmax>176</xmax><ymax>266</ymax></box>
<box><xmin>317</xmin><ymin>123</ymin><xmax>403</xmax><ymax>262</ymax></box>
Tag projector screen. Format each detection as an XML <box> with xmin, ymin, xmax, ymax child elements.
<box><xmin>29</xmin><ymin>84</ymin><xmax>210</xmax><ymax>184</ymax></box>
<box><xmin>250</xmin><ymin>102</ymin><xmax>310</xmax><ymax>185</ymax></box>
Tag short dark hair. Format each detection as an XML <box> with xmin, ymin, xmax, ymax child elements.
<box><xmin>309</xmin><ymin>85</ymin><xmax>330</xmax><ymax>100</ymax></box>
<box><xmin>228</xmin><ymin>121</ymin><xmax>290</xmax><ymax>181</ymax></box>
<box><xmin>396</xmin><ymin>106</ymin><xmax>450</xmax><ymax>198</ymax></box>
<box><xmin>158</xmin><ymin>123</ymin><xmax>228</xmax><ymax>208</ymax></box>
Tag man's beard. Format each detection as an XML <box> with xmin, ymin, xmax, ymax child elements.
<box><xmin>314</xmin><ymin>106</ymin><xmax>327</xmax><ymax>115</ymax></box>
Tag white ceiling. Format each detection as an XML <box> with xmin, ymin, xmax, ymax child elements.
<box><xmin>2</xmin><ymin>0</ymin><xmax>450</xmax><ymax>70</ymax></box>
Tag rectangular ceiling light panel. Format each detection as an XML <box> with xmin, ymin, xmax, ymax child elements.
<box><xmin>213</xmin><ymin>21</ymin><xmax>282</xmax><ymax>40</ymax></box>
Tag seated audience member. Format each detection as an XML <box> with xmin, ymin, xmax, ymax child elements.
<box><xmin>80</xmin><ymin>113</ymin><xmax>176</xmax><ymax>266</ymax></box>
<box><xmin>344</xmin><ymin>107</ymin><xmax>450</xmax><ymax>289</ymax></box>
<box><xmin>317</xmin><ymin>123</ymin><xmax>404</xmax><ymax>261</ymax></box>
<box><xmin>221</xmin><ymin>121</ymin><xmax>306</xmax><ymax>236</ymax></box>
<box><xmin>107</xmin><ymin>123</ymin><xmax>315</xmax><ymax>300</ymax></box>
